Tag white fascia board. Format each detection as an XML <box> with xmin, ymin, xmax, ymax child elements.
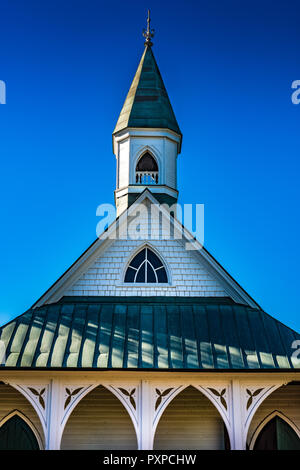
<box><xmin>113</xmin><ymin>128</ymin><xmax>182</xmax><ymax>155</ymax></box>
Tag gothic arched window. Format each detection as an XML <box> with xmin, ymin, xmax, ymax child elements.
<box><xmin>136</xmin><ymin>152</ymin><xmax>158</xmax><ymax>184</ymax></box>
<box><xmin>124</xmin><ymin>247</ymin><xmax>168</xmax><ymax>283</ymax></box>
<box><xmin>254</xmin><ymin>416</ymin><xmax>300</xmax><ymax>450</ymax></box>
<box><xmin>0</xmin><ymin>414</ymin><xmax>40</xmax><ymax>450</ymax></box>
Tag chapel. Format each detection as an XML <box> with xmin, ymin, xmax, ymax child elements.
<box><xmin>0</xmin><ymin>14</ymin><xmax>300</xmax><ymax>451</ymax></box>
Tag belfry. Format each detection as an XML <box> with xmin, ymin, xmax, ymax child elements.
<box><xmin>113</xmin><ymin>11</ymin><xmax>181</xmax><ymax>215</ymax></box>
<box><xmin>0</xmin><ymin>13</ymin><xmax>299</xmax><ymax>451</ymax></box>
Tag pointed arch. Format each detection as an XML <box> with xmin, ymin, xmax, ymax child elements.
<box><xmin>136</xmin><ymin>151</ymin><xmax>158</xmax><ymax>172</ymax></box>
<box><xmin>245</xmin><ymin>381</ymin><xmax>300</xmax><ymax>446</ymax></box>
<box><xmin>7</xmin><ymin>383</ymin><xmax>47</xmax><ymax>439</ymax></box>
<box><xmin>135</xmin><ymin>149</ymin><xmax>159</xmax><ymax>185</ymax></box>
<box><xmin>0</xmin><ymin>410</ymin><xmax>43</xmax><ymax>449</ymax></box>
<box><xmin>60</xmin><ymin>384</ymin><xmax>138</xmax><ymax>450</ymax></box>
<box><xmin>153</xmin><ymin>385</ymin><xmax>230</xmax><ymax>450</ymax></box>
<box><xmin>0</xmin><ymin>382</ymin><xmax>45</xmax><ymax>446</ymax></box>
<box><xmin>153</xmin><ymin>384</ymin><xmax>231</xmax><ymax>439</ymax></box>
<box><xmin>249</xmin><ymin>411</ymin><xmax>300</xmax><ymax>450</ymax></box>
<box><xmin>244</xmin><ymin>383</ymin><xmax>284</xmax><ymax>438</ymax></box>
<box><xmin>123</xmin><ymin>244</ymin><xmax>169</xmax><ymax>284</ymax></box>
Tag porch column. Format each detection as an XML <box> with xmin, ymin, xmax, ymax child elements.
<box><xmin>230</xmin><ymin>379</ymin><xmax>246</xmax><ymax>450</ymax></box>
<box><xmin>46</xmin><ymin>379</ymin><xmax>64</xmax><ymax>450</ymax></box>
<box><xmin>138</xmin><ymin>380</ymin><xmax>154</xmax><ymax>450</ymax></box>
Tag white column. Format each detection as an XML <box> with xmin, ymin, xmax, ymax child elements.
<box><xmin>230</xmin><ymin>379</ymin><xmax>246</xmax><ymax>450</ymax></box>
<box><xmin>46</xmin><ymin>379</ymin><xmax>64</xmax><ymax>450</ymax></box>
<box><xmin>138</xmin><ymin>380</ymin><xmax>154</xmax><ymax>450</ymax></box>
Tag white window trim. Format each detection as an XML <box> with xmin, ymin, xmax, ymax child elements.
<box><xmin>121</xmin><ymin>243</ymin><xmax>172</xmax><ymax>286</ymax></box>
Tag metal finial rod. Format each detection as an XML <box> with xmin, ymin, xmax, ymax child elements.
<box><xmin>143</xmin><ymin>9</ymin><xmax>155</xmax><ymax>46</ymax></box>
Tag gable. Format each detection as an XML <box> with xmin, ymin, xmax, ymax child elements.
<box><xmin>32</xmin><ymin>191</ymin><xmax>259</xmax><ymax>308</ymax></box>
<box><xmin>62</xmin><ymin>237</ymin><xmax>228</xmax><ymax>298</ymax></box>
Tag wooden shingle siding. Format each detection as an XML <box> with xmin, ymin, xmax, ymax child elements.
<box><xmin>61</xmin><ymin>386</ymin><xmax>137</xmax><ymax>450</ymax></box>
<box><xmin>0</xmin><ymin>383</ymin><xmax>44</xmax><ymax>447</ymax></box>
<box><xmin>154</xmin><ymin>386</ymin><xmax>226</xmax><ymax>450</ymax></box>
<box><xmin>64</xmin><ymin>235</ymin><xmax>227</xmax><ymax>298</ymax></box>
<box><xmin>247</xmin><ymin>384</ymin><xmax>300</xmax><ymax>446</ymax></box>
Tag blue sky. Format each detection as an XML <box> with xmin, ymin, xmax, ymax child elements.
<box><xmin>0</xmin><ymin>0</ymin><xmax>299</xmax><ymax>331</ymax></box>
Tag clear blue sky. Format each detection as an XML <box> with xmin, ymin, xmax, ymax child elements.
<box><xmin>0</xmin><ymin>0</ymin><xmax>299</xmax><ymax>331</ymax></box>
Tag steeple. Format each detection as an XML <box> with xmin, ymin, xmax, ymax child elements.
<box><xmin>113</xmin><ymin>22</ymin><xmax>181</xmax><ymax>136</ymax></box>
<box><xmin>113</xmin><ymin>12</ymin><xmax>182</xmax><ymax>216</ymax></box>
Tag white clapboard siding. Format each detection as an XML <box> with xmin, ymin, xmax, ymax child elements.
<box><xmin>247</xmin><ymin>384</ymin><xmax>300</xmax><ymax>446</ymax></box>
<box><xmin>154</xmin><ymin>386</ymin><xmax>225</xmax><ymax>450</ymax></box>
<box><xmin>61</xmin><ymin>386</ymin><xmax>137</xmax><ymax>450</ymax></box>
<box><xmin>0</xmin><ymin>383</ymin><xmax>44</xmax><ymax>447</ymax></box>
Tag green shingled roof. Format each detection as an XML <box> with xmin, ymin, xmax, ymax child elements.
<box><xmin>0</xmin><ymin>297</ymin><xmax>299</xmax><ymax>370</ymax></box>
<box><xmin>113</xmin><ymin>45</ymin><xmax>181</xmax><ymax>135</ymax></box>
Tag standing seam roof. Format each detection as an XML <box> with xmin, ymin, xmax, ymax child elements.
<box><xmin>0</xmin><ymin>297</ymin><xmax>299</xmax><ymax>370</ymax></box>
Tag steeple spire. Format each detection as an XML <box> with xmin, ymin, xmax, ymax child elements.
<box><xmin>113</xmin><ymin>38</ymin><xmax>181</xmax><ymax>136</ymax></box>
<box><xmin>143</xmin><ymin>9</ymin><xmax>154</xmax><ymax>47</ymax></box>
<box><xmin>113</xmin><ymin>13</ymin><xmax>182</xmax><ymax>216</ymax></box>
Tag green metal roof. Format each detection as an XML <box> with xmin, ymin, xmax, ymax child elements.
<box><xmin>1</xmin><ymin>297</ymin><xmax>299</xmax><ymax>370</ymax></box>
<box><xmin>113</xmin><ymin>45</ymin><xmax>181</xmax><ymax>136</ymax></box>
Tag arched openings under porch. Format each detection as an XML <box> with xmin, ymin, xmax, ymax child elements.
<box><xmin>60</xmin><ymin>385</ymin><xmax>138</xmax><ymax>450</ymax></box>
<box><xmin>153</xmin><ymin>385</ymin><xmax>230</xmax><ymax>450</ymax></box>
<box><xmin>0</xmin><ymin>383</ymin><xmax>44</xmax><ymax>449</ymax></box>
<box><xmin>247</xmin><ymin>382</ymin><xmax>300</xmax><ymax>450</ymax></box>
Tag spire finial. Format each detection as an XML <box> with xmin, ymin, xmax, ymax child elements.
<box><xmin>143</xmin><ymin>9</ymin><xmax>154</xmax><ymax>46</ymax></box>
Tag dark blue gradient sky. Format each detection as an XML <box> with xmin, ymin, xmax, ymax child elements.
<box><xmin>0</xmin><ymin>0</ymin><xmax>300</xmax><ymax>330</ymax></box>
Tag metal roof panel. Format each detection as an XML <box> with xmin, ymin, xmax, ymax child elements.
<box><xmin>0</xmin><ymin>296</ymin><xmax>299</xmax><ymax>370</ymax></box>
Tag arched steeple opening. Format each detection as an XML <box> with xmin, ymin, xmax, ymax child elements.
<box><xmin>136</xmin><ymin>152</ymin><xmax>159</xmax><ymax>184</ymax></box>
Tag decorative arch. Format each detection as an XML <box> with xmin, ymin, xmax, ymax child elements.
<box><xmin>153</xmin><ymin>385</ymin><xmax>186</xmax><ymax>436</ymax></box>
<box><xmin>136</xmin><ymin>152</ymin><xmax>158</xmax><ymax>171</ymax></box>
<box><xmin>0</xmin><ymin>410</ymin><xmax>43</xmax><ymax>449</ymax></box>
<box><xmin>153</xmin><ymin>384</ymin><xmax>231</xmax><ymax>450</ymax></box>
<box><xmin>123</xmin><ymin>244</ymin><xmax>169</xmax><ymax>284</ymax></box>
<box><xmin>244</xmin><ymin>383</ymin><xmax>286</xmax><ymax>439</ymax></box>
<box><xmin>7</xmin><ymin>383</ymin><xmax>48</xmax><ymax>440</ymax></box>
<box><xmin>249</xmin><ymin>411</ymin><xmax>300</xmax><ymax>450</ymax></box>
<box><xmin>60</xmin><ymin>383</ymin><xmax>138</xmax><ymax>450</ymax></box>
<box><xmin>0</xmin><ymin>382</ymin><xmax>46</xmax><ymax>445</ymax></box>
<box><xmin>133</xmin><ymin>147</ymin><xmax>161</xmax><ymax>185</ymax></box>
